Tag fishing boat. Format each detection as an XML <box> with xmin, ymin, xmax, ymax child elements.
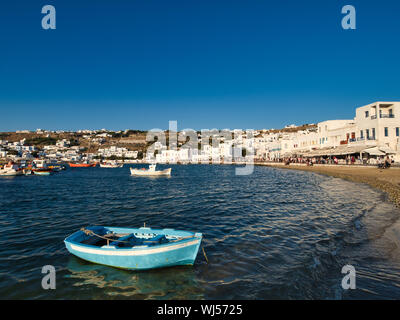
<box><xmin>23</xmin><ymin>169</ymin><xmax>33</xmax><ymax>176</ymax></box>
<box><xmin>48</xmin><ymin>163</ymin><xmax>67</xmax><ymax>171</ymax></box>
<box><xmin>69</xmin><ymin>162</ymin><xmax>97</xmax><ymax>168</ymax></box>
<box><xmin>130</xmin><ymin>164</ymin><xmax>171</xmax><ymax>176</ymax></box>
<box><xmin>64</xmin><ymin>226</ymin><xmax>203</xmax><ymax>270</ymax></box>
<box><xmin>0</xmin><ymin>162</ymin><xmax>23</xmax><ymax>176</ymax></box>
<box><xmin>33</xmin><ymin>170</ymin><xmax>52</xmax><ymax>176</ymax></box>
<box><xmin>100</xmin><ymin>162</ymin><xmax>123</xmax><ymax>168</ymax></box>
<box><xmin>32</xmin><ymin>159</ymin><xmax>48</xmax><ymax>169</ymax></box>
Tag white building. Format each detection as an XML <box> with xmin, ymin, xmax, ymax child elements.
<box><xmin>257</xmin><ymin>101</ymin><xmax>400</xmax><ymax>162</ymax></box>
<box><xmin>353</xmin><ymin>102</ymin><xmax>399</xmax><ymax>152</ymax></box>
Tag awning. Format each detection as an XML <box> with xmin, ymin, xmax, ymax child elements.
<box><xmin>364</xmin><ymin>147</ymin><xmax>385</xmax><ymax>156</ymax></box>
<box><xmin>300</xmin><ymin>145</ymin><xmax>375</xmax><ymax>157</ymax></box>
<box><xmin>281</xmin><ymin>153</ymin><xmax>294</xmax><ymax>157</ymax></box>
<box><xmin>332</xmin><ymin>145</ymin><xmax>372</xmax><ymax>155</ymax></box>
<box><xmin>378</xmin><ymin>146</ymin><xmax>396</xmax><ymax>154</ymax></box>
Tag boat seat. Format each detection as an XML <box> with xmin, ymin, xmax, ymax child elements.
<box><xmin>110</xmin><ymin>234</ymin><xmax>143</xmax><ymax>247</ymax></box>
<box><xmin>142</xmin><ymin>235</ymin><xmax>169</xmax><ymax>246</ymax></box>
<box><xmin>111</xmin><ymin>234</ymin><xmax>169</xmax><ymax>247</ymax></box>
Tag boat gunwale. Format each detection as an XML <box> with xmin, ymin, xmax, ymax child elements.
<box><xmin>64</xmin><ymin>226</ymin><xmax>202</xmax><ymax>253</ymax></box>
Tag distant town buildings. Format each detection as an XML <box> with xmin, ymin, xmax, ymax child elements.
<box><xmin>0</xmin><ymin>101</ymin><xmax>399</xmax><ymax>163</ymax></box>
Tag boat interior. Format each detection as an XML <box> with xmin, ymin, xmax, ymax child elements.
<box><xmin>78</xmin><ymin>226</ymin><xmax>174</xmax><ymax>248</ymax></box>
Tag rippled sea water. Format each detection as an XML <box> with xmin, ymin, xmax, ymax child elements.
<box><xmin>1</xmin><ymin>164</ymin><xmax>400</xmax><ymax>299</ymax></box>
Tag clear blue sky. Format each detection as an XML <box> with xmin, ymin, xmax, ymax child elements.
<box><xmin>1</xmin><ymin>0</ymin><xmax>399</xmax><ymax>131</ymax></box>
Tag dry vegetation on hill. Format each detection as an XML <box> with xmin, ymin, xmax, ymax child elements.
<box><xmin>0</xmin><ymin>131</ymin><xmax>149</xmax><ymax>153</ymax></box>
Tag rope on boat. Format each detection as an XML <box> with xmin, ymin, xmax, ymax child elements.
<box><xmin>201</xmin><ymin>234</ymin><xmax>209</xmax><ymax>264</ymax></box>
<box><xmin>202</xmin><ymin>246</ymin><xmax>209</xmax><ymax>264</ymax></box>
<box><xmin>80</xmin><ymin>228</ymin><xmax>130</xmax><ymax>244</ymax></box>
<box><xmin>80</xmin><ymin>228</ymin><xmax>199</xmax><ymax>245</ymax></box>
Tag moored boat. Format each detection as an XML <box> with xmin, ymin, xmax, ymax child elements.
<box><xmin>100</xmin><ymin>162</ymin><xmax>123</xmax><ymax>168</ymax></box>
<box><xmin>130</xmin><ymin>164</ymin><xmax>171</xmax><ymax>176</ymax></box>
<box><xmin>0</xmin><ymin>162</ymin><xmax>23</xmax><ymax>176</ymax></box>
<box><xmin>33</xmin><ymin>170</ymin><xmax>52</xmax><ymax>176</ymax></box>
<box><xmin>64</xmin><ymin>226</ymin><xmax>203</xmax><ymax>270</ymax></box>
<box><xmin>48</xmin><ymin>164</ymin><xmax>67</xmax><ymax>171</ymax></box>
<box><xmin>32</xmin><ymin>159</ymin><xmax>48</xmax><ymax>170</ymax></box>
<box><xmin>69</xmin><ymin>162</ymin><xmax>97</xmax><ymax>168</ymax></box>
<box><xmin>23</xmin><ymin>169</ymin><xmax>33</xmax><ymax>176</ymax></box>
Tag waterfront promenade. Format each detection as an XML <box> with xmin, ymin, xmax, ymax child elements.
<box><xmin>257</xmin><ymin>162</ymin><xmax>400</xmax><ymax>207</ymax></box>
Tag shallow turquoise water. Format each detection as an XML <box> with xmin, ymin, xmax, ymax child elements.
<box><xmin>1</xmin><ymin>164</ymin><xmax>400</xmax><ymax>299</ymax></box>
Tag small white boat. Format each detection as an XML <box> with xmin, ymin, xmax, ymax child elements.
<box><xmin>100</xmin><ymin>162</ymin><xmax>123</xmax><ymax>168</ymax></box>
<box><xmin>0</xmin><ymin>162</ymin><xmax>23</xmax><ymax>176</ymax></box>
<box><xmin>130</xmin><ymin>164</ymin><xmax>171</xmax><ymax>176</ymax></box>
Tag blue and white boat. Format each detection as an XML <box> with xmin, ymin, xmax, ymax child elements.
<box><xmin>64</xmin><ymin>226</ymin><xmax>203</xmax><ymax>270</ymax></box>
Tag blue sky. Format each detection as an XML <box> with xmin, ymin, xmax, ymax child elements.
<box><xmin>0</xmin><ymin>0</ymin><xmax>399</xmax><ymax>131</ymax></box>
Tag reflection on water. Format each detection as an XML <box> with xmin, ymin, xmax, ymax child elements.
<box><xmin>66</xmin><ymin>257</ymin><xmax>204</xmax><ymax>299</ymax></box>
<box><xmin>1</xmin><ymin>164</ymin><xmax>400</xmax><ymax>299</ymax></box>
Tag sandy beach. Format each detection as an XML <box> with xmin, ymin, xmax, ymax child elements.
<box><xmin>257</xmin><ymin>163</ymin><xmax>400</xmax><ymax>208</ymax></box>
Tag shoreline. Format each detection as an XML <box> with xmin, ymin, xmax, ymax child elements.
<box><xmin>256</xmin><ymin>162</ymin><xmax>400</xmax><ymax>208</ymax></box>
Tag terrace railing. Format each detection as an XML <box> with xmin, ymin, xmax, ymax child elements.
<box><xmin>380</xmin><ymin>114</ymin><xmax>395</xmax><ymax>118</ymax></box>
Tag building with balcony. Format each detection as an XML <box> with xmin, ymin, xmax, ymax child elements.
<box><xmin>354</xmin><ymin>101</ymin><xmax>399</xmax><ymax>152</ymax></box>
<box><xmin>257</xmin><ymin>101</ymin><xmax>400</xmax><ymax>161</ymax></box>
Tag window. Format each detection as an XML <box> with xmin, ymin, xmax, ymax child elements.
<box><xmin>360</xmin><ymin>130</ymin><xmax>363</xmax><ymax>138</ymax></box>
<box><xmin>384</xmin><ymin>127</ymin><xmax>388</xmax><ymax>137</ymax></box>
<box><xmin>372</xmin><ymin>128</ymin><xmax>376</xmax><ymax>139</ymax></box>
<box><xmin>396</xmin><ymin>127</ymin><xmax>399</xmax><ymax>137</ymax></box>
<box><xmin>366</xmin><ymin>129</ymin><xmax>370</xmax><ymax>139</ymax></box>
<box><xmin>365</xmin><ymin>111</ymin><xmax>369</xmax><ymax>118</ymax></box>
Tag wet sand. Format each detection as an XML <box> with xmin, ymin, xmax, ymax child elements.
<box><xmin>257</xmin><ymin>163</ymin><xmax>400</xmax><ymax>207</ymax></box>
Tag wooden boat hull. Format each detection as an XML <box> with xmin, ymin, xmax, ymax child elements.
<box><xmin>69</xmin><ymin>163</ymin><xmax>97</xmax><ymax>168</ymax></box>
<box><xmin>130</xmin><ymin>167</ymin><xmax>172</xmax><ymax>176</ymax></box>
<box><xmin>64</xmin><ymin>226</ymin><xmax>202</xmax><ymax>270</ymax></box>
